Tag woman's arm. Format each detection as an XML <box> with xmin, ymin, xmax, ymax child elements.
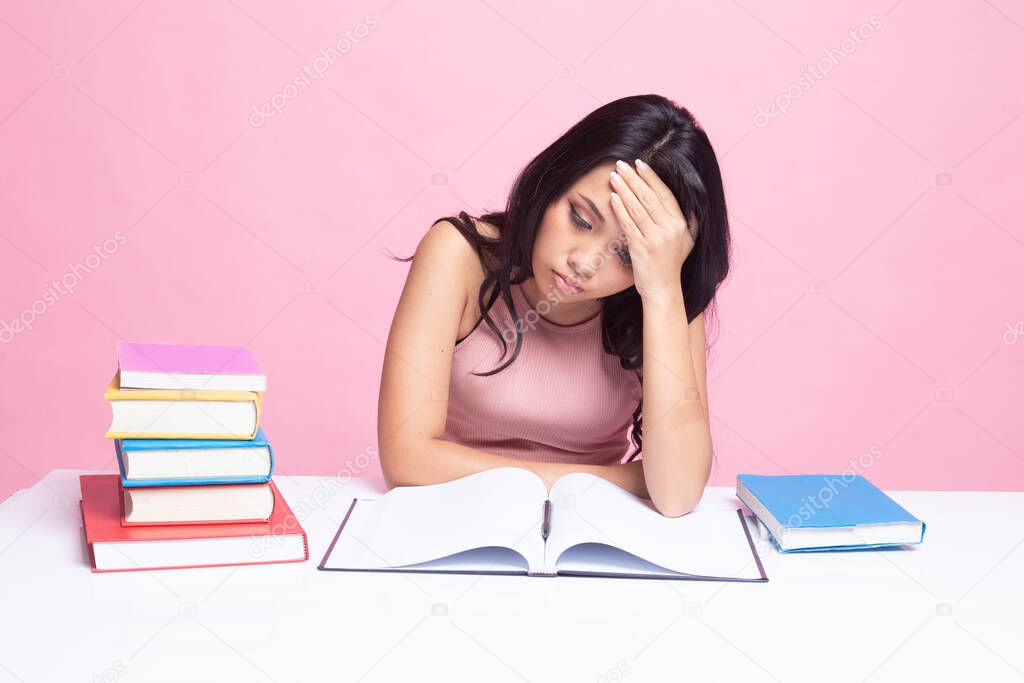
<box><xmin>608</xmin><ymin>159</ymin><xmax>714</xmax><ymax>516</ymax></box>
<box><xmin>638</xmin><ymin>297</ymin><xmax>713</xmax><ymax>516</ymax></box>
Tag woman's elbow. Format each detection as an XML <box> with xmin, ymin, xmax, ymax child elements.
<box><xmin>380</xmin><ymin>464</ymin><xmax>404</xmax><ymax>491</ymax></box>
<box><xmin>651</xmin><ymin>485</ymin><xmax>705</xmax><ymax>518</ymax></box>
<box><xmin>379</xmin><ymin>443</ymin><xmax>421</xmax><ymax>490</ymax></box>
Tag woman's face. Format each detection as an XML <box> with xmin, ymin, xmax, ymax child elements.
<box><xmin>532</xmin><ymin>161</ymin><xmax>636</xmax><ymax>303</ymax></box>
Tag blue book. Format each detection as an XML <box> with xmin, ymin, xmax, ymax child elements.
<box><xmin>115</xmin><ymin>426</ymin><xmax>274</xmax><ymax>487</ymax></box>
<box><xmin>736</xmin><ymin>474</ymin><xmax>926</xmax><ymax>553</ymax></box>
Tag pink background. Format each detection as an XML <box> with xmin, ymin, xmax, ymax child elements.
<box><xmin>1</xmin><ymin>1</ymin><xmax>1022</xmax><ymax>501</ymax></box>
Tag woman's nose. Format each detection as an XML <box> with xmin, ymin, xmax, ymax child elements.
<box><xmin>567</xmin><ymin>257</ymin><xmax>590</xmax><ymax>280</ymax></box>
<box><xmin>573</xmin><ymin>255</ymin><xmax>598</xmax><ymax>280</ymax></box>
<box><xmin>570</xmin><ymin>249</ymin><xmax>604</xmax><ymax>279</ymax></box>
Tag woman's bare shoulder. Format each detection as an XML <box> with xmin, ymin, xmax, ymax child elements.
<box><xmin>424</xmin><ymin>217</ymin><xmax>500</xmax><ymax>340</ymax></box>
<box><xmin>427</xmin><ymin>216</ymin><xmax>498</xmax><ymax>276</ymax></box>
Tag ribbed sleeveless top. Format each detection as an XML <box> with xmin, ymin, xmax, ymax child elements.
<box><xmin>441</xmin><ymin>282</ymin><xmax>642</xmax><ymax>465</ymax></box>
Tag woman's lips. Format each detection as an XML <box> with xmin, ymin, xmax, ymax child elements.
<box><xmin>553</xmin><ymin>270</ymin><xmax>583</xmax><ymax>294</ymax></box>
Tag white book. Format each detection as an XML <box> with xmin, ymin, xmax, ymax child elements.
<box><xmin>120</xmin><ymin>445</ymin><xmax>272</xmax><ymax>481</ymax></box>
<box><xmin>103</xmin><ymin>372</ymin><xmax>262</xmax><ymax>440</ymax></box>
<box><xmin>122</xmin><ymin>483</ymin><xmax>275</xmax><ymax>524</ymax></box>
<box><xmin>106</xmin><ymin>400</ymin><xmax>259</xmax><ymax>438</ymax></box>
<box><xmin>319</xmin><ymin>467</ymin><xmax>767</xmax><ymax>582</ymax></box>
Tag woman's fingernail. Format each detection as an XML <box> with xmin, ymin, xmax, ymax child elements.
<box><xmin>635</xmin><ymin>159</ymin><xmax>647</xmax><ymax>171</ymax></box>
<box><xmin>615</xmin><ymin>159</ymin><xmax>629</xmax><ymax>172</ymax></box>
<box><xmin>610</xmin><ymin>170</ymin><xmax>623</xmax><ymax>184</ymax></box>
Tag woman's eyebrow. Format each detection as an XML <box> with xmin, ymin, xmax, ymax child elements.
<box><xmin>577</xmin><ymin>192</ymin><xmax>606</xmax><ymax>225</ymax></box>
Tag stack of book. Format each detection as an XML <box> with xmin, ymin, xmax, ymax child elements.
<box><xmin>79</xmin><ymin>341</ymin><xmax>308</xmax><ymax>572</ymax></box>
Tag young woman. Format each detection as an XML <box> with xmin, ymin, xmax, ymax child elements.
<box><xmin>377</xmin><ymin>94</ymin><xmax>731</xmax><ymax>516</ymax></box>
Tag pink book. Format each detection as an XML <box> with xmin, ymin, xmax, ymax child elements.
<box><xmin>117</xmin><ymin>340</ymin><xmax>267</xmax><ymax>392</ymax></box>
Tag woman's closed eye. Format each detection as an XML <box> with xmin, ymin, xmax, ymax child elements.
<box><xmin>570</xmin><ymin>204</ymin><xmax>631</xmax><ymax>267</ymax></box>
<box><xmin>570</xmin><ymin>205</ymin><xmax>591</xmax><ymax>231</ymax></box>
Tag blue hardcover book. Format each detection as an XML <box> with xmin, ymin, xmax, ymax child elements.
<box><xmin>736</xmin><ymin>474</ymin><xmax>926</xmax><ymax>553</ymax></box>
<box><xmin>115</xmin><ymin>426</ymin><xmax>274</xmax><ymax>487</ymax></box>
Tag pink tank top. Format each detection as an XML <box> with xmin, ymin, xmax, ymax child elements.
<box><xmin>441</xmin><ymin>282</ymin><xmax>642</xmax><ymax>465</ymax></box>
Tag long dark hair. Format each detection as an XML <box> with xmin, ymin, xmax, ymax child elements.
<box><xmin>389</xmin><ymin>94</ymin><xmax>731</xmax><ymax>462</ymax></box>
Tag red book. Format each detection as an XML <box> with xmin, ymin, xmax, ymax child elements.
<box><xmin>80</xmin><ymin>474</ymin><xmax>308</xmax><ymax>572</ymax></box>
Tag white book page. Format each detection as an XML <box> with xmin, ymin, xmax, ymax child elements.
<box><xmin>124</xmin><ymin>484</ymin><xmax>274</xmax><ymax>523</ymax></box>
<box><xmin>322</xmin><ymin>467</ymin><xmax>548</xmax><ymax>573</ymax></box>
<box><xmin>393</xmin><ymin>547</ymin><xmax>529</xmax><ymax>573</ymax></box>
<box><xmin>544</xmin><ymin>473</ymin><xmax>760</xmax><ymax>579</ymax></box>
<box><xmin>111</xmin><ymin>401</ymin><xmax>255</xmax><ymax>436</ymax></box>
<box><xmin>94</xmin><ymin>534</ymin><xmax>305</xmax><ymax>570</ymax></box>
<box><xmin>126</xmin><ymin>447</ymin><xmax>271</xmax><ymax>479</ymax></box>
<box><xmin>554</xmin><ymin>543</ymin><xmax>701</xmax><ymax>576</ymax></box>
<box><xmin>120</xmin><ymin>369</ymin><xmax>267</xmax><ymax>392</ymax></box>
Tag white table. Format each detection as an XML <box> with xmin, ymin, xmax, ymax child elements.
<box><xmin>1</xmin><ymin>470</ymin><xmax>1022</xmax><ymax>682</ymax></box>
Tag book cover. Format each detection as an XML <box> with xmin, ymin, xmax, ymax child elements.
<box><xmin>117</xmin><ymin>340</ymin><xmax>264</xmax><ymax>384</ymax></box>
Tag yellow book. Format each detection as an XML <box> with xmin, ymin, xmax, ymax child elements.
<box><xmin>104</xmin><ymin>373</ymin><xmax>263</xmax><ymax>439</ymax></box>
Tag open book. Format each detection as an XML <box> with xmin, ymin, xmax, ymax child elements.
<box><xmin>319</xmin><ymin>467</ymin><xmax>767</xmax><ymax>582</ymax></box>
